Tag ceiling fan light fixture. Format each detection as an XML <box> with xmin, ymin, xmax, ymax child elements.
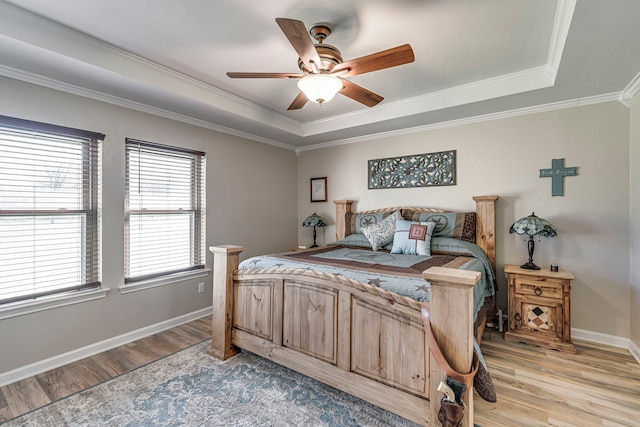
<box><xmin>297</xmin><ymin>74</ymin><xmax>343</xmax><ymax>105</ymax></box>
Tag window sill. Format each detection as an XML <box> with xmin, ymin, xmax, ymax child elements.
<box><xmin>118</xmin><ymin>269</ymin><xmax>211</xmax><ymax>294</ymax></box>
<box><xmin>0</xmin><ymin>288</ymin><xmax>110</xmax><ymax>321</ymax></box>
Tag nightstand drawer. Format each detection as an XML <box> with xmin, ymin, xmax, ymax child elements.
<box><xmin>514</xmin><ymin>276</ymin><xmax>563</xmax><ymax>299</ymax></box>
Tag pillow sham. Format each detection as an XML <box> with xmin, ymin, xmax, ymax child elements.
<box><xmin>430</xmin><ymin>236</ymin><xmax>475</xmax><ymax>257</ymax></box>
<box><xmin>327</xmin><ymin>233</ymin><xmax>372</xmax><ymax>248</ymax></box>
<box><xmin>391</xmin><ymin>220</ymin><xmax>436</xmax><ymax>256</ymax></box>
<box><xmin>361</xmin><ymin>210</ymin><xmax>402</xmax><ymax>251</ymax></box>
<box><xmin>403</xmin><ymin>211</ymin><xmax>476</xmax><ymax>243</ymax></box>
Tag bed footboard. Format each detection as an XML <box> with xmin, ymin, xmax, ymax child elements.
<box><xmin>209</xmin><ymin>246</ymin><xmax>479</xmax><ymax>426</ymax></box>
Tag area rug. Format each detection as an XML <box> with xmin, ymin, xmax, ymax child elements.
<box><xmin>5</xmin><ymin>341</ymin><xmax>419</xmax><ymax>426</ymax></box>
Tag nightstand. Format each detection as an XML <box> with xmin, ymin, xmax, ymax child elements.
<box><xmin>504</xmin><ymin>264</ymin><xmax>576</xmax><ymax>353</ymax></box>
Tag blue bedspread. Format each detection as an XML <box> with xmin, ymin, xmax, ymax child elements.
<box><xmin>238</xmin><ymin>237</ymin><xmax>495</xmax><ymax>320</ymax></box>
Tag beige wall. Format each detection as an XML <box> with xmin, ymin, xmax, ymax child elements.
<box><xmin>298</xmin><ymin>102</ymin><xmax>631</xmax><ymax>338</ymax></box>
<box><xmin>0</xmin><ymin>74</ymin><xmax>635</xmax><ymax>375</ymax></box>
<box><xmin>630</xmin><ymin>94</ymin><xmax>640</xmax><ymax>349</ymax></box>
<box><xmin>0</xmin><ymin>77</ymin><xmax>298</xmax><ymax>373</ymax></box>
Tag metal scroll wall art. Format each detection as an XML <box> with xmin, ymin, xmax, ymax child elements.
<box><xmin>368</xmin><ymin>150</ymin><xmax>457</xmax><ymax>189</ymax></box>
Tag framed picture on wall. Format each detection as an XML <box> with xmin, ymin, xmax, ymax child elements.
<box><xmin>310</xmin><ymin>177</ymin><xmax>327</xmax><ymax>202</ymax></box>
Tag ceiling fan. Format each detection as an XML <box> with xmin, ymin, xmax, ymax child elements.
<box><xmin>226</xmin><ymin>18</ymin><xmax>415</xmax><ymax>110</ymax></box>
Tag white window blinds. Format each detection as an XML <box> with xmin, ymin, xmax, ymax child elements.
<box><xmin>0</xmin><ymin>115</ymin><xmax>103</xmax><ymax>304</ymax></box>
<box><xmin>125</xmin><ymin>139</ymin><xmax>205</xmax><ymax>282</ymax></box>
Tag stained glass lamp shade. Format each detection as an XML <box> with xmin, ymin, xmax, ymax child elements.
<box><xmin>302</xmin><ymin>213</ymin><xmax>327</xmax><ymax>248</ymax></box>
<box><xmin>509</xmin><ymin>212</ymin><xmax>557</xmax><ymax>270</ymax></box>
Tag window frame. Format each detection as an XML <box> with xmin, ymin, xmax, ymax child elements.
<box><xmin>0</xmin><ymin>115</ymin><xmax>104</xmax><ymax>305</ymax></box>
<box><xmin>124</xmin><ymin>138</ymin><xmax>205</xmax><ymax>284</ymax></box>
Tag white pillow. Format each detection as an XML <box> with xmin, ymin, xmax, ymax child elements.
<box><xmin>391</xmin><ymin>220</ymin><xmax>436</xmax><ymax>256</ymax></box>
<box><xmin>361</xmin><ymin>210</ymin><xmax>402</xmax><ymax>251</ymax></box>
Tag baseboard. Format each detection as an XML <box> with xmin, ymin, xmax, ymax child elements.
<box><xmin>571</xmin><ymin>328</ymin><xmax>640</xmax><ymax>364</ymax></box>
<box><xmin>571</xmin><ymin>327</ymin><xmax>633</xmax><ymax>348</ymax></box>
<box><xmin>629</xmin><ymin>339</ymin><xmax>640</xmax><ymax>365</ymax></box>
<box><xmin>0</xmin><ymin>306</ymin><xmax>212</xmax><ymax>387</ymax></box>
<box><xmin>571</xmin><ymin>327</ymin><xmax>630</xmax><ymax>348</ymax></box>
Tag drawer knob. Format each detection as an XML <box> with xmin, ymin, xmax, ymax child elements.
<box><xmin>534</xmin><ymin>286</ymin><xmax>543</xmax><ymax>296</ymax></box>
<box><xmin>514</xmin><ymin>312</ymin><xmax>522</xmax><ymax>321</ymax></box>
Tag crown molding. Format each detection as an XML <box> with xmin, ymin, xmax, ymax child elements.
<box><xmin>296</xmin><ymin>92</ymin><xmax>621</xmax><ymax>154</ymax></box>
<box><xmin>302</xmin><ymin>65</ymin><xmax>554</xmax><ymax>137</ymax></box>
<box><xmin>297</xmin><ymin>0</ymin><xmax>577</xmax><ymax>137</ymax></box>
<box><xmin>6</xmin><ymin>49</ymin><xmax>613</xmax><ymax>156</ymax></box>
<box><xmin>620</xmin><ymin>70</ymin><xmax>640</xmax><ymax>107</ymax></box>
<box><xmin>546</xmin><ymin>0</ymin><xmax>577</xmax><ymax>83</ymax></box>
<box><xmin>0</xmin><ymin>1</ymin><xmax>303</xmax><ymax>137</ymax></box>
<box><xmin>0</xmin><ymin>64</ymin><xmax>298</xmax><ymax>152</ymax></box>
<box><xmin>1</xmin><ymin>1</ymin><xmax>578</xmax><ymax>145</ymax></box>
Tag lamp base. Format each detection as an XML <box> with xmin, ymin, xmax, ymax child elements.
<box><xmin>520</xmin><ymin>261</ymin><xmax>540</xmax><ymax>270</ymax></box>
<box><xmin>310</xmin><ymin>243</ymin><xmax>318</xmax><ymax>248</ymax></box>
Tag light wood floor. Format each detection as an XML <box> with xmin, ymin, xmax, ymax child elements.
<box><xmin>476</xmin><ymin>329</ymin><xmax>640</xmax><ymax>426</ymax></box>
<box><xmin>0</xmin><ymin>317</ymin><xmax>211</xmax><ymax>423</ymax></box>
<box><xmin>1</xmin><ymin>317</ymin><xmax>638</xmax><ymax>426</ymax></box>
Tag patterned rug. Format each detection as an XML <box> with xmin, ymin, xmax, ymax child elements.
<box><xmin>5</xmin><ymin>341</ymin><xmax>419</xmax><ymax>426</ymax></box>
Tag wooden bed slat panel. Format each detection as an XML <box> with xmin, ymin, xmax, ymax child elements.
<box><xmin>232</xmin><ymin>280</ymin><xmax>274</xmax><ymax>341</ymax></box>
<box><xmin>282</xmin><ymin>281</ymin><xmax>338</xmax><ymax>363</ymax></box>
<box><xmin>351</xmin><ymin>298</ymin><xmax>428</xmax><ymax>395</ymax></box>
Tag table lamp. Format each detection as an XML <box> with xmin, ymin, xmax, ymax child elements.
<box><xmin>509</xmin><ymin>212</ymin><xmax>557</xmax><ymax>270</ymax></box>
<box><xmin>302</xmin><ymin>213</ymin><xmax>327</xmax><ymax>248</ymax></box>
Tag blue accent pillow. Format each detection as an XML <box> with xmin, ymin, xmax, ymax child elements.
<box><xmin>391</xmin><ymin>220</ymin><xmax>436</xmax><ymax>256</ymax></box>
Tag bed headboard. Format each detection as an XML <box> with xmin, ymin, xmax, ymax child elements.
<box><xmin>333</xmin><ymin>195</ymin><xmax>498</xmax><ymax>269</ymax></box>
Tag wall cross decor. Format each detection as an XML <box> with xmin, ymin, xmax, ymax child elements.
<box><xmin>539</xmin><ymin>158</ymin><xmax>577</xmax><ymax>196</ymax></box>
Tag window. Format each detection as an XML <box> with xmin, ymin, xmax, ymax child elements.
<box><xmin>0</xmin><ymin>115</ymin><xmax>103</xmax><ymax>304</ymax></box>
<box><xmin>125</xmin><ymin>139</ymin><xmax>205</xmax><ymax>283</ymax></box>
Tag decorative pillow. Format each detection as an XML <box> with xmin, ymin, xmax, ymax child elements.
<box><xmin>391</xmin><ymin>220</ymin><xmax>436</xmax><ymax>256</ymax></box>
<box><xmin>360</xmin><ymin>210</ymin><xmax>402</xmax><ymax>251</ymax></box>
<box><xmin>403</xmin><ymin>211</ymin><xmax>476</xmax><ymax>243</ymax></box>
<box><xmin>345</xmin><ymin>210</ymin><xmax>399</xmax><ymax>236</ymax></box>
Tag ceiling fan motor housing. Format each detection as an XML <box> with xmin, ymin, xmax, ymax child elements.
<box><xmin>296</xmin><ymin>22</ymin><xmax>343</xmax><ymax>73</ymax></box>
<box><xmin>298</xmin><ymin>43</ymin><xmax>343</xmax><ymax>73</ymax></box>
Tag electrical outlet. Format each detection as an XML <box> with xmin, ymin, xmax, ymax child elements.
<box><xmin>198</xmin><ymin>282</ymin><xmax>205</xmax><ymax>293</ymax></box>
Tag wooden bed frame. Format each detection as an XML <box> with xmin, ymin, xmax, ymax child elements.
<box><xmin>209</xmin><ymin>195</ymin><xmax>498</xmax><ymax>426</ymax></box>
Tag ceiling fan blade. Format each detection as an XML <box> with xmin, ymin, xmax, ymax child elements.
<box><xmin>275</xmin><ymin>18</ymin><xmax>323</xmax><ymax>71</ymax></box>
<box><xmin>227</xmin><ymin>72</ymin><xmax>303</xmax><ymax>79</ymax></box>
<box><xmin>339</xmin><ymin>79</ymin><xmax>383</xmax><ymax>107</ymax></box>
<box><xmin>287</xmin><ymin>92</ymin><xmax>308</xmax><ymax>110</ymax></box>
<box><xmin>333</xmin><ymin>44</ymin><xmax>415</xmax><ymax>77</ymax></box>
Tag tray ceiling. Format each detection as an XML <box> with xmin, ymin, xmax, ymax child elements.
<box><xmin>1</xmin><ymin>0</ymin><xmax>639</xmax><ymax>151</ymax></box>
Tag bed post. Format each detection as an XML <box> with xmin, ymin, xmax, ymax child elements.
<box><xmin>423</xmin><ymin>267</ymin><xmax>480</xmax><ymax>427</ymax></box>
<box><xmin>208</xmin><ymin>245</ymin><xmax>244</xmax><ymax>360</ymax></box>
<box><xmin>473</xmin><ymin>195</ymin><xmax>498</xmax><ymax>270</ymax></box>
<box><xmin>333</xmin><ymin>200</ymin><xmax>353</xmax><ymax>241</ymax></box>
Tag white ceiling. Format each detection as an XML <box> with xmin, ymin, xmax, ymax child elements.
<box><xmin>1</xmin><ymin>0</ymin><xmax>639</xmax><ymax>151</ymax></box>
